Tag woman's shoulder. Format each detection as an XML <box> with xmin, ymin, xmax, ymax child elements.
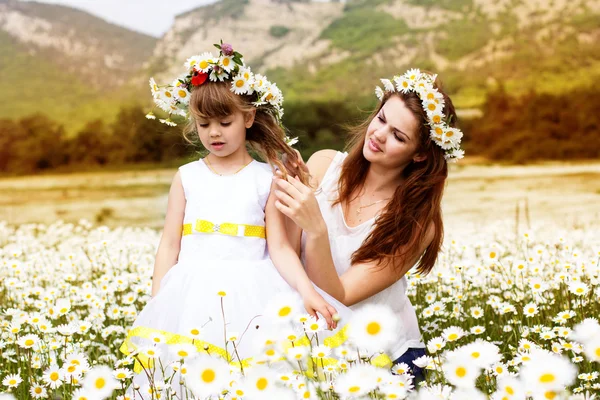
<box><xmin>307</xmin><ymin>150</ymin><xmax>345</xmax><ymax>188</ymax></box>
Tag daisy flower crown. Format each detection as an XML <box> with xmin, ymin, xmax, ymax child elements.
<box><xmin>374</xmin><ymin>69</ymin><xmax>465</xmax><ymax>162</ymax></box>
<box><xmin>146</xmin><ymin>41</ymin><xmax>297</xmax><ymax>146</ymax></box>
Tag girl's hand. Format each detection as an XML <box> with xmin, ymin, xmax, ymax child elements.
<box><xmin>273</xmin><ymin>172</ymin><xmax>326</xmax><ymax>235</ymax></box>
<box><xmin>282</xmin><ymin>148</ymin><xmax>309</xmax><ymax>176</ymax></box>
<box><xmin>302</xmin><ymin>288</ymin><xmax>338</xmax><ymax>330</ymax></box>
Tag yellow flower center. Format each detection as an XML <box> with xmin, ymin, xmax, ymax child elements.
<box><xmin>178</xmin><ymin>90</ymin><xmax>187</xmax><ymax>98</ymax></box>
<box><xmin>506</xmin><ymin>386</ymin><xmax>514</xmax><ymax>395</ymax></box>
<box><xmin>50</xmin><ymin>372</ymin><xmax>59</xmax><ymax>381</ymax></box>
<box><xmin>236</xmin><ymin>80</ymin><xmax>244</xmax><ymax>88</ymax></box>
<box><xmin>223</xmin><ymin>58</ymin><xmax>230</xmax><ymax>66</ymax></box>
<box><xmin>448</xmin><ymin>333</ymin><xmax>458</xmax><ymax>341</ymax></box>
<box><xmin>95</xmin><ymin>378</ymin><xmax>106</xmax><ymax>389</ymax></box>
<box><xmin>539</xmin><ymin>373</ymin><xmax>555</xmax><ymax>383</ymax></box>
<box><xmin>349</xmin><ymin>386</ymin><xmax>361</xmax><ymax>393</ymax></box>
<box><xmin>366</xmin><ymin>322</ymin><xmax>381</xmax><ymax>335</ymax></box>
<box><xmin>25</xmin><ymin>339</ymin><xmax>34</xmax><ymax>346</ymax></box>
<box><xmin>199</xmin><ymin>61</ymin><xmax>209</xmax><ymax>69</ymax></box>
<box><xmin>471</xmin><ymin>352</ymin><xmax>480</xmax><ymax>358</ymax></box>
<box><xmin>256</xmin><ymin>378</ymin><xmax>268</xmax><ymax>390</ymax></box>
<box><xmin>278</xmin><ymin>306</ymin><xmax>291</xmax><ymax>317</ymax></box>
<box><xmin>455</xmin><ymin>367</ymin><xmax>467</xmax><ymax>377</ymax></box>
<box><xmin>191</xmin><ymin>329</ymin><xmax>200</xmax><ymax>335</ymax></box>
<box><xmin>202</xmin><ymin>369</ymin><xmax>216</xmax><ymax>383</ymax></box>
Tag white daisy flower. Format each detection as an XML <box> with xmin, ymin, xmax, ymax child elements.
<box><xmin>520</xmin><ymin>350</ymin><xmax>576</xmax><ymax>393</ymax></box>
<box><xmin>442</xmin><ymin>354</ymin><xmax>481</xmax><ymax>388</ymax></box>
<box><xmin>82</xmin><ymin>366</ymin><xmax>118</xmax><ymax>399</ymax></box>
<box><xmin>113</xmin><ymin>368</ymin><xmax>132</xmax><ymax>381</ymax></box>
<box><xmin>286</xmin><ymin>346</ymin><xmax>309</xmax><ymax>362</ymax></box>
<box><xmin>174</xmin><ymin>87</ymin><xmax>191</xmax><ymax>104</ymax></box>
<box><xmin>2</xmin><ymin>374</ymin><xmax>22</xmax><ymax>389</ymax></box>
<box><xmin>311</xmin><ymin>344</ymin><xmax>331</xmax><ymax>359</ymax></box>
<box><xmin>267</xmin><ymin>293</ymin><xmax>302</xmax><ymax>323</ymax></box>
<box><xmin>209</xmin><ymin>67</ymin><xmax>228</xmax><ymax>82</ymax></box>
<box><xmin>195</xmin><ymin>52</ymin><xmax>215</xmax><ymax>73</ymax></box>
<box><xmin>149</xmin><ymin>77</ymin><xmax>160</xmax><ymax>98</ymax></box>
<box><xmin>17</xmin><ymin>333</ymin><xmax>40</xmax><ymax>349</ymax></box>
<box><xmin>185</xmin><ymin>355</ymin><xmax>231</xmax><ymax>398</ymax></box>
<box><xmin>375</xmin><ymin>86</ymin><xmax>385</xmax><ymax>101</ymax></box>
<box><xmin>241</xmin><ymin>366</ymin><xmax>279</xmax><ymax>398</ymax></box>
<box><xmin>29</xmin><ymin>384</ymin><xmax>48</xmax><ymax>399</ymax></box>
<box><xmin>43</xmin><ymin>364</ymin><xmax>63</xmax><ymax>389</ymax></box>
<box><xmin>219</xmin><ymin>55</ymin><xmax>235</xmax><ymax>72</ymax></box>
<box><xmin>442</xmin><ymin>326</ymin><xmax>466</xmax><ymax>342</ymax></box>
<box><xmin>304</xmin><ymin>316</ymin><xmax>326</xmax><ymax>334</ymax></box>
<box><xmin>171</xmin><ymin>343</ymin><xmax>197</xmax><ymax>360</ymax></box>
<box><xmin>380</xmin><ymin>78</ymin><xmax>395</xmax><ymax>92</ymax></box>
<box><xmin>348</xmin><ymin>304</ymin><xmax>398</xmax><ymax>352</ymax></box>
<box><xmin>394</xmin><ymin>76</ymin><xmax>412</xmax><ymax>93</ymax></box>
<box><xmin>253</xmin><ymin>74</ymin><xmax>269</xmax><ymax>91</ymax></box>
<box><xmin>231</xmin><ymin>75</ymin><xmax>251</xmax><ymax>95</ymax></box>
<box><xmin>405</xmin><ymin>68</ymin><xmax>421</xmax><ymax>82</ymax></box>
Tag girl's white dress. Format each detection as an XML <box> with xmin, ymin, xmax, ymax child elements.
<box><xmin>121</xmin><ymin>158</ymin><xmax>349</xmax><ymax>371</ymax></box>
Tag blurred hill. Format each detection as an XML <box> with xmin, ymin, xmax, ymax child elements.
<box><xmin>0</xmin><ymin>0</ymin><xmax>156</xmax><ymax>132</ymax></box>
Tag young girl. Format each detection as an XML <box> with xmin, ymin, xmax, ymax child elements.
<box><xmin>120</xmin><ymin>43</ymin><xmax>348</xmax><ymax>375</ymax></box>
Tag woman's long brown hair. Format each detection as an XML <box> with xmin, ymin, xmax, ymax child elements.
<box><xmin>335</xmin><ymin>82</ymin><xmax>457</xmax><ymax>275</ymax></box>
<box><xmin>183</xmin><ymin>81</ymin><xmax>309</xmax><ymax>184</ymax></box>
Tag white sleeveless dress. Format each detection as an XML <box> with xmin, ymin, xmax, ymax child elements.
<box><xmin>301</xmin><ymin>152</ymin><xmax>425</xmax><ymax>361</ymax></box>
<box><xmin>121</xmin><ymin>158</ymin><xmax>350</xmax><ymax>371</ymax></box>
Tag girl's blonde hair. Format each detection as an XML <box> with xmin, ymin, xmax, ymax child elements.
<box><xmin>183</xmin><ymin>81</ymin><xmax>308</xmax><ymax>184</ymax></box>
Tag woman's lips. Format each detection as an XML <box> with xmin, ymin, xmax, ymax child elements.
<box><xmin>368</xmin><ymin>138</ymin><xmax>382</xmax><ymax>152</ymax></box>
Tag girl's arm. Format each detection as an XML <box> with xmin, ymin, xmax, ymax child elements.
<box><xmin>152</xmin><ymin>171</ymin><xmax>186</xmax><ymax>297</ymax></box>
<box><xmin>265</xmin><ymin>182</ymin><xmax>337</xmax><ymax>328</ymax></box>
<box><xmin>274</xmin><ymin>151</ymin><xmax>435</xmax><ymax>306</ymax></box>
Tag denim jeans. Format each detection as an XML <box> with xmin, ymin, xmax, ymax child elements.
<box><xmin>392</xmin><ymin>347</ymin><xmax>427</xmax><ymax>386</ymax></box>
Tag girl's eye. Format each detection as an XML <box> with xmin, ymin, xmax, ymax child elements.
<box><xmin>199</xmin><ymin>124</ymin><xmax>209</xmax><ymax>128</ymax></box>
<box><xmin>377</xmin><ymin>115</ymin><xmax>385</xmax><ymax>123</ymax></box>
<box><xmin>221</xmin><ymin>122</ymin><xmax>232</xmax><ymax>126</ymax></box>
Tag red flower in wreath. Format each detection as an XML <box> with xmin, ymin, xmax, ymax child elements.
<box><xmin>191</xmin><ymin>72</ymin><xmax>208</xmax><ymax>86</ymax></box>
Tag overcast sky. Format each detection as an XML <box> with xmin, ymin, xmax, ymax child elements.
<box><xmin>23</xmin><ymin>0</ymin><xmax>217</xmax><ymax>37</ymax></box>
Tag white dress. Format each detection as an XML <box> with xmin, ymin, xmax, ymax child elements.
<box><xmin>301</xmin><ymin>151</ymin><xmax>425</xmax><ymax>361</ymax></box>
<box><xmin>121</xmin><ymin>158</ymin><xmax>350</xmax><ymax>372</ymax></box>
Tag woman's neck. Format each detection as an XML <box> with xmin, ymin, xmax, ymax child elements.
<box><xmin>362</xmin><ymin>162</ymin><xmax>405</xmax><ymax>198</ymax></box>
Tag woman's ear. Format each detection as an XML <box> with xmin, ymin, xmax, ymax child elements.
<box><xmin>413</xmin><ymin>153</ymin><xmax>427</xmax><ymax>163</ymax></box>
<box><xmin>244</xmin><ymin>109</ymin><xmax>257</xmax><ymax>128</ymax></box>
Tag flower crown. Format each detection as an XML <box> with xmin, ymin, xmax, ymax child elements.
<box><xmin>374</xmin><ymin>69</ymin><xmax>464</xmax><ymax>162</ymax></box>
<box><xmin>146</xmin><ymin>41</ymin><xmax>297</xmax><ymax>146</ymax></box>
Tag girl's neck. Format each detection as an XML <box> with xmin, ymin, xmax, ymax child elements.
<box><xmin>205</xmin><ymin>149</ymin><xmax>253</xmax><ymax>168</ymax></box>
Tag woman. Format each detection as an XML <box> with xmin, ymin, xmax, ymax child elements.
<box><xmin>274</xmin><ymin>69</ymin><xmax>463</xmax><ymax>382</ymax></box>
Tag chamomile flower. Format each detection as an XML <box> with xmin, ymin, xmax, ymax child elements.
<box><xmin>348</xmin><ymin>304</ymin><xmax>398</xmax><ymax>352</ymax></box>
<box><xmin>380</xmin><ymin>78</ymin><xmax>395</xmax><ymax>92</ymax></box>
<box><xmin>29</xmin><ymin>384</ymin><xmax>48</xmax><ymax>399</ymax></box>
<box><xmin>82</xmin><ymin>366</ymin><xmax>118</xmax><ymax>399</ymax></box>
<box><xmin>2</xmin><ymin>374</ymin><xmax>22</xmax><ymax>389</ymax></box>
<box><xmin>231</xmin><ymin>75</ymin><xmax>251</xmax><ymax>95</ymax></box>
<box><xmin>43</xmin><ymin>364</ymin><xmax>63</xmax><ymax>389</ymax></box>
<box><xmin>195</xmin><ymin>52</ymin><xmax>215</xmax><ymax>73</ymax></box>
<box><xmin>219</xmin><ymin>54</ymin><xmax>235</xmax><ymax>72</ymax></box>
<box><xmin>375</xmin><ymin>86</ymin><xmax>385</xmax><ymax>101</ymax></box>
<box><xmin>185</xmin><ymin>355</ymin><xmax>231</xmax><ymax>398</ymax></box>
<box><xmin>394</xmin><ymin>76</ymin><xmax>412</xmax><ymax>93</ymax></box>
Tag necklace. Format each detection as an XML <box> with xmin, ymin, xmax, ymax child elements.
<box><xmin>204</xmin><ymin>157</ymin><xmax>253</xmax><ymax>176</ymax></box>
<box><xmin>356</xmin><ymin>198</ymin><xmax>391</xmax><ymax>216</ymax></box>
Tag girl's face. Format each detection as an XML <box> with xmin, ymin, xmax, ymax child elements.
<box><xmin>196</xmin><ymin>110</ymin><xmax>255</xmax><ymax>159</ymax></box>
<box><xmin>363</xmin><ymin>95</ymin><xmax>424</xmax><ymax>169</ymax></box>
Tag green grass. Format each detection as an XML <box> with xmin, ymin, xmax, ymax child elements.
<box><xmin>321</xmin><ymin>9</ymin><xmax>411</xmax><ymax>53</ymax></box>
<box><xmin>436</xmin><ymin>17</ymin><xmax>495</xmax><ymax>61</ymax></box>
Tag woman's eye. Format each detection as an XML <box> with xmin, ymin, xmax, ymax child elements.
<box><xmin>377</xmin><ymin>115</ymin><xmax>385</xmax><ymax>123</ymax></box>
<box><xmin>394</xmin><ymin>134</ymin><xmax>405</xmax><ymax>143</ymax></box>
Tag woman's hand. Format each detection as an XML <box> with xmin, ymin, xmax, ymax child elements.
<box><xmin>301</xmin><ymin>288</ymin><xmax>338</xmax><ymax>330</ymax></box>
<box><xmin>273</xmin><ymin>172</ymin><xmax>327</xmax><ymax>235</ymax></box>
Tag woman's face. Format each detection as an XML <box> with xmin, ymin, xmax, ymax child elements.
<box><xmin>363</xmin><ymin>95</ymin><xmax>424</xmax><ymax>169</ymax></box>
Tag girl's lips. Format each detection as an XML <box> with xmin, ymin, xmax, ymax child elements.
<box><xmin>211</xmin><ymin>142</ymin><xmax>225</xmax><ymax>150</ymax></box>
<box><xmin>368</xmin><ymin>138</ymin><xmax>382</xmax><ymax>152</ymax></box>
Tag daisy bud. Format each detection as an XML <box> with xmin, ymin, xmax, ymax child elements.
<box><xmin>332</xmin><ymin>314</ymin><xmax>341</xmax><ymax>322</ymax></box>
<box><xmin>203</xmin><ymin>344</ymin><xmax>209</xmax><ymax>351</ymax></box>
<box><xmin>134</xmin><ymin>384</ymin><xmax>140</xmax><ymax>390</ymax></box>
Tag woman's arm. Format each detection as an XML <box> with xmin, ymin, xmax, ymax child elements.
<box><xmin>303</xmin><ymin>223</ymin><xmax>435</xmax><ymax>306</ymax></box>
<box><xmin>151</xmin><ymin>171</ymin><xmax>186</xmax><ymax>297</ymax></box>
<box><xmin>265</xmin><ymin>182</ymin><xmax>337</xmax><ymax>328</ymax></box>
<box><xmin>274</xmin><ymin>151</ymin><xmax>435</xmax><ymax>306</ymax></box>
